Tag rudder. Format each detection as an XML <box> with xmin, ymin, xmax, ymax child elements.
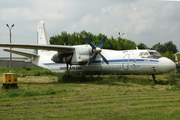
<box><xmin>37</xmin><ymin>21</ymin><xmax>49</xmax><ymax>45</ymax></box>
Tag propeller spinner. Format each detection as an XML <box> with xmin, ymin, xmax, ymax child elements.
<box><xmin>85</xmin><ymin>36</ymin><xmax>109</xmax><ymax>66</ymax></box>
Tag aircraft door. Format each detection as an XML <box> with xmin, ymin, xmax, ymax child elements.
<box><xmin>122</xmin><ymin>54</ymin><xmax>130</xmax><ymax>70</ymax></box>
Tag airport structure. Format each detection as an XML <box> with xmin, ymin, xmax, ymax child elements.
<box><xmin>0</xmin><ymin>57</ymin><xmax>36</xmax><ymax>68</ymax></box>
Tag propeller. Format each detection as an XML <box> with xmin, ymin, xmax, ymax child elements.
<box><xmin>85</xmin><ymin>36</ymin><xmax>109</xmax><ymax>66</ymax></box>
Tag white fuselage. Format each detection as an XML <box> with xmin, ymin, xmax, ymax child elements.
<box><xmin>33</xmin><ymin>46</ymin><xmax>176</xmax><ymax>75</ymax></box>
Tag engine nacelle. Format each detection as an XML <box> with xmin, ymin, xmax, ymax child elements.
<box><xmin>51</xmin><ymin>45</ymin><xmax>93</xmax><ymax>65</ymax></box>
<box><xmin>71</xmin><ymin>45</ymin><xmax>92</xmax><ymax>65</ymax></box>
<box><xmin>51</xmin><ymin>53</ymin><xmax>73</xmax><ymax>64</ymax></box>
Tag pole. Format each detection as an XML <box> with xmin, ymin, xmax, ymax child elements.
<box><xmin>118</xmin><ymin>32</ymin><xmax>120</xmax><ymax>50</ymax></box>
<box><xmin>118</xmin><ymin>32</ymin><xmax>125</xmax><ymax>50</ymax></box>
<box><xmin>6</xmin><ymin>24</ymin><xmax>14</xmax><ymax>68</ymax></box>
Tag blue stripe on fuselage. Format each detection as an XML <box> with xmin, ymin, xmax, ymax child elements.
<box><xmin>92</xmin><ymin>59</ymin><xmax>157</xmax><ymax>63</ymax></box>
<box><xmin>43</xmin><ymin>59</ymin><xmax>159</xmax><ymax>66</ymax></box>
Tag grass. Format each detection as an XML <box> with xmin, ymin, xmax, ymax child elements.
<box><xmin>1</xmin><ymin>82</ymin><xmax>180</xmax><ymax>119</ymax></box>
<box><xmin>1</xmin><ymin>87</ymin><xmax>68</xmax><ymax>98</ymax></box>
<box><xmin>0</xmin><ymin>66</ymin><xmax>180</xmax><ymax>119</ymax></box>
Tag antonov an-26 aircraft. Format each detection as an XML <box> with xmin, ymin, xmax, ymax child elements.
<box><xmin>0</xmin><ymin>21</ymin><xmax>176</xmax><ymax>81</ymax></box>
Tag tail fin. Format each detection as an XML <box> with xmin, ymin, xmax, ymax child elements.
<box><xmin>36</xmin><ymin>21</ymin><xmax>50</xmax><ymax>56</ymax></box>
<box><xmin>37</xmin><ymin>21</ymin><xmax>49</xmax><ymax>45</ymax></box>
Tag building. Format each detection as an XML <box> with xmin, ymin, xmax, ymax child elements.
<box><xmin>0</xmin><ymin>57</ymin><xmax>36</xmax><ymax>68</ymax></box>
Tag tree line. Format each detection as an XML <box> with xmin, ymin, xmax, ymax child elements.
<box><xmin>49</xmin><ymin>30</ymin><xmax>178</xmax><ymax>60</ymax></box>
<box><xmin>50</xmin><ymin>30</ymin><xmax>137</xmax><ymax>50</ymax></box>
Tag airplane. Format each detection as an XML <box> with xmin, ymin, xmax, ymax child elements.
<box><xmin>0</xmin><ymin>21</ymin><xmax>176</xmax><ymax>81</ymax></box>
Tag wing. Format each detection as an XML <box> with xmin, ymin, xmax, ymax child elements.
<box><xmin>0</xmin><ymin>43</ymin><xmax>75</xmax><ymax>52</ymax></box>
<box><xmin>3</xmin><ymin>49</ymin><xmax>39</xmax><ymax>58</ymax></box>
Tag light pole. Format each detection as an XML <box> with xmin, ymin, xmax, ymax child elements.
<box><xmin>118</xmin><ymin>32</ymin><xmax>125</xmax><ymax>50</ymax></box>
<box><xmin>6</xmin><ymin>24</ymin><xmax>14</xmax><ymax>68</ymax></box>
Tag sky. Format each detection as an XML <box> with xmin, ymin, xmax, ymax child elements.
<box><xmin>0</xmin><ymin>0</ymin><xmax>180</xmax><ymax>57</ymax></box>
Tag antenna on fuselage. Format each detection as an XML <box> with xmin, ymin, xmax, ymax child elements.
<box><xmin>155</xmin><ymin>42</ymin><xmax>160</xmax><ymax>50</ymax></box>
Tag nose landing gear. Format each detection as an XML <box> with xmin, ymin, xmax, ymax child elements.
<box><xmin>152</xmin><ymin>75</ymin><xmax>157</xmax><ymax>83</ymax></box>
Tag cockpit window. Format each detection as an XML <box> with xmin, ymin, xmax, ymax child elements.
<box><xmin>144</xmin><ymin>52</ymin><xmax>149</xmax><ymax>56</ymax></box>
<box><xmin>141</xmin><ymin>51</ymin><xmax>162</xmax><ymax>59</ymax></box>
<box><xmin>139</xmin><ymin>52</ymin><xmax>144</xmax><ymax>56</ymax></box>
<box><xmin>149</xmin><ymin>51</ymin><xmax>161</xmax><ymax>56</ymax></box>
<box><xmin>155</xmin><ymin>52</ymin><xmax>160</xmax><ymax>56</ymax></box>
<box><xmin>139</xmin><ymin>52</ymin><xmax>151</xmax><ymax>56</ymax></box>
<box><xmin>149</xmin><ymin>52</ymin><xmax>155</xmax><ymax>55</ymax></box>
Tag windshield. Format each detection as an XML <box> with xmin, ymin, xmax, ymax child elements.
<box><xmin>149</xmin><ymin>51</ymin><xmax>161</xmax><ymax>56</ymax></box>
<box><xmin>140</xmin><ymin>51</ymin><xmax>162</xmax><ymax>59</ymax></box>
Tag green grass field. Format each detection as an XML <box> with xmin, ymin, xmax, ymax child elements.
<box><xmin>0</xmin><ymin>67</ymin><xmax>180</xmax><ymax>120</ymax></box>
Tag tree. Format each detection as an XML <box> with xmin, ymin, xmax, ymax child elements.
<box><xmin>152</xmin><ymin>44</ymin><xmax>167</xmax><ymax>53</ymax></box>
<box><xmin>151</xmin><ymin>41</ymin><xmax>178</xmax><ymax>54</ymax></box>
<box><xmin>157</xmin><ymin>44</ymin><xmax>168</xmax><ymax>53</ymax></box>
<box><xmin>120</xmin><ymin>39</ymin><xmax>136</xmax><ymax>50</ymax></box>
<box><xmin>161</xmin><ymin>51</ymin><xmax>175</xmax><ymax>60</ymax></box>
<box><xmin>164</xmin><ymin>41</ymin><xmax>178</xmax><ymax>53</ymax></box>
<box><xmin>49</xmin><ymin>31</ymin><xmax>138</xmax><ymax>50</ymax></box>
<box><xmin>137</xmin><ymin>43</ymin><xmax>148</xmax><ymax>49</ymax></box>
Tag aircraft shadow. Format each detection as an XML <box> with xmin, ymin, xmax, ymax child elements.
<box><xmin>18</xmin><ymin>74</ymin><xmax>178</xmax><ymax>86</ymax></box>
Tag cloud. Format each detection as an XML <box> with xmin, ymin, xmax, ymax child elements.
<box><xmin>0</xmin><ymin>0</ymin><xmax>180</xmax><ymax>57</ymax></box>
<box><xmin>101</xmin><ymin>4</ymin><xmax>124</xmax><ymax>17</ymax></box>
<box><xmin>127</xmin><ymin>5</ymin><xmax>156</xmax><ymax>35</ymax></box>
<box><xmin>0</xmin><ymin>0</ymin><xmax>66</xmax><ymax>21</ymax></box>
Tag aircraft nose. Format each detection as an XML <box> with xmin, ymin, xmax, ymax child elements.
<box><xmin>159</xmin><ymin>57</ymin><xmax>176</xmax><ymax>73</ymax></box>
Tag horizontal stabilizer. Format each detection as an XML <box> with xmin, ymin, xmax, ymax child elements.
<box><xmin>3</xmin><ymin>49</ymin><xmax>39</xmax><ymax>58</ymax></box>
<box><xmin>0</xmin><ymin>43</ymin><xmax>74</xmax><ymax>52</ymax></box>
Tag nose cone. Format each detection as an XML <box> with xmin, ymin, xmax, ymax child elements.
<box><xmin>51</xmin><ymin>53</ymin><xmax>59</xmax><ymax>63</ymax></box>
<box><xmin>159</xmin><ymin>57</ymin><xmax>176</xmax><ymax>73</ymax></box>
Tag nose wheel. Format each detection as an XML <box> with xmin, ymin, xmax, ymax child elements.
<box><xmin>152</xmin><ymin>75</ymin><xmax>157</xmax><ymax>83</ymax></box>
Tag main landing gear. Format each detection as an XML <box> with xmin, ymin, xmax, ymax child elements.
<box><xmin>66</xmin><ymin>63</ymin><xmax>71</xmax><ymax>75</ymax></box>
<box><xmin>62</xmin><ymin>62</ymin><xmax>72</xmax><ymax>80</ymax></box>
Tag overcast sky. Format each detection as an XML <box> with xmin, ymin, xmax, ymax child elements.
<box><xmin>0</xmin><ymin>0</ymin><xmax>180</xmax><ymax>57</ymax></box>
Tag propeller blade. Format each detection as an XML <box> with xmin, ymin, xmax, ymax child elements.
<box><xmin>85</xmin><ymin>36</ymin><xmax>108</xmax><ymax>66</ymax></box>
<box><xmin>99</xmin><ymin>53</ymin><xmax>109</xmax><ymax>65</ymax></box>
<box><xmin>87</xmin><ymin>53</ymin><xmax>96</xmax><ymax>66</ymax></box>
<box><xmin>85</xmin><ymin>36</ymin><xmax>96</xmax><ymax>49</ymax></box>
<box><xmin>97</xmin><ymin>36</ymin><xmax>107</xmax><ymax>48</ymax></box>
